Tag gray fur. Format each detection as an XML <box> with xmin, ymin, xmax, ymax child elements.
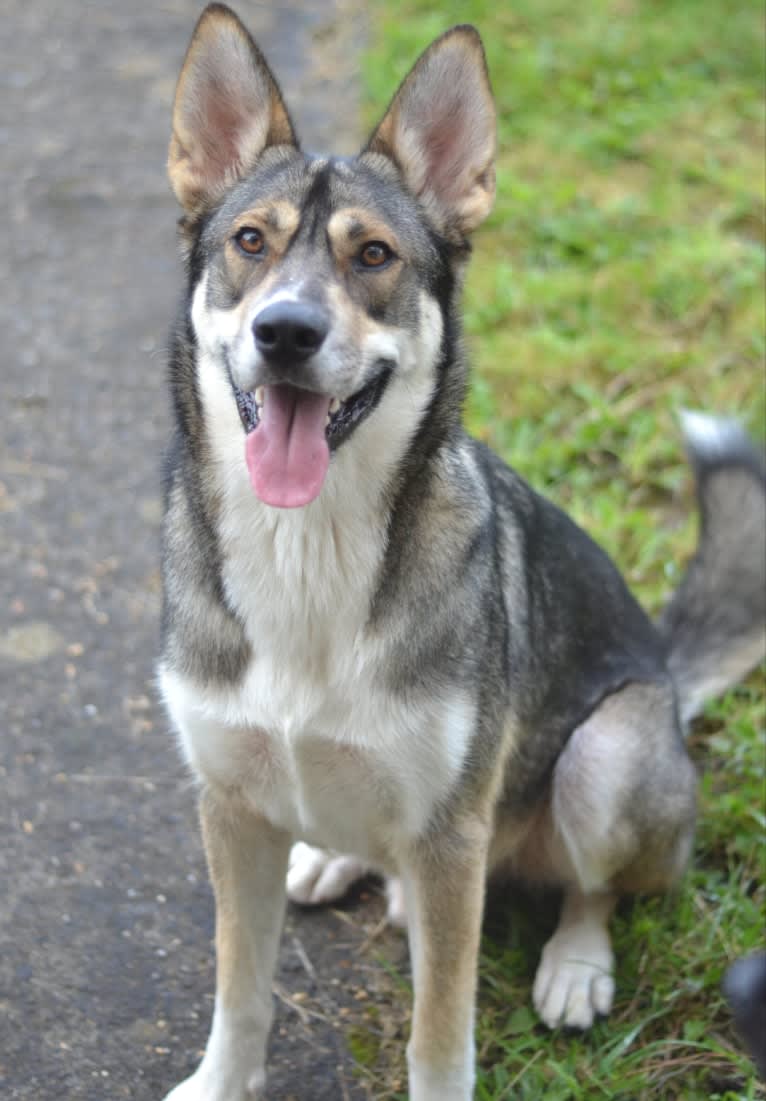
<box><xmin>660</xmin><ymin>411</ymin><xmax>766</xmax><ymax>722</ymax></box>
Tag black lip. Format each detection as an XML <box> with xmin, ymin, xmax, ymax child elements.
<box><xmin>234</xmin><ymin>387</ymin><xmax>260</xmax><ymax>433</ymax></box>
<box><xmin>232</xmin><ymin>364</ymin><xmax>394</xmax><ymax>451</ymax></box>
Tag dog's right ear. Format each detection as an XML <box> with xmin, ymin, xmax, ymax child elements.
<box><xmin>365</xmin><ymin>26</ymin><xmax>496</xmax><ymax>237</ymax></box>
<box><xmin>168</xmin><ymin>4</ymin><xmax>297</xmax><ymax>214</ymax></box>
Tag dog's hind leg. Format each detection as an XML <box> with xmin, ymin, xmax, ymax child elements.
<box><xmin>286</xmin><ymin>842</ymin><xmax>370</xmax><ymax>906</ymax></box>
<box><xmin>164</xmin><ymin>790</ymin><xmax>291</xmax><ymax>1101</ymax></box>
<box><xmin>287</xmin><ymin>842</ymin><xmax>408</xmax><ymax>927</ymax></box>
<box><xmin>532</xmin><ymin>888</ymin><xmax>617</xmax><ymax>1028</ymax></box>
<box><xmin>520</xmin><ymin>680</ymin><xmax>697</xmax><ymax>1029</ymax></box>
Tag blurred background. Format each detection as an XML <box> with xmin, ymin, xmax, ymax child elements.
<box><xmin>0</xmin><ymin>2</ymin><xmax>763</xmax><ymax>1099</ymax></box>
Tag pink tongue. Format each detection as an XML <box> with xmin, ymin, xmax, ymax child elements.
<box><xmin>245</xmin><ymin>384</ymin><xmax>331</xmax><ymax>508</ymax></box>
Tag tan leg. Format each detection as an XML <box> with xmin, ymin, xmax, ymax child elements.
<box><xmin>402</xmin><ymin>817</ymin><xmax>489</xmax><ymax>1101</ymax></box>
<box><xmin>164</xmin><ymin>790</ymin><xmax>292</xmax><ymax>1101</ymax></box>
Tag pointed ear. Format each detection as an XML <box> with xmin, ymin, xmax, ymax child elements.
<box><xmin>366</xmin><ymin>26</ymin><xmax>496</xmax><ymax>236</ymax></box>
<box><xmin>168</xmin><ymin>3</ymin><xmax>297</xmax><ymax>214</ymax></box>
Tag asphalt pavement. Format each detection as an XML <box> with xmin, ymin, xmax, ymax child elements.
<box><xmin>0</xmin><ymin>4</ymin><xmax>405</xmax><ymax>1099</ymax></box>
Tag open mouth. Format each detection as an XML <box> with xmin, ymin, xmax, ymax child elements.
<box><xmin>233</xmin><ymin>374</ymin><xmax>390</xmax><ymax>508</ymax></box>
<box><xmin>234</xmin><ymin>376</ymin><xmax>386</xmax><ymax>444</ymax></box>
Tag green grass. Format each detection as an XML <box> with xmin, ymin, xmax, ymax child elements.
<box><xmin>355</xmin><ymin>1</ymin><xmax>766</xmax><ymax>1097</ymax></box>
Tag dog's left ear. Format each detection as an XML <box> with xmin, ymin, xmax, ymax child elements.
<box><xmin>168</xmin><ymin>3</ymin><xmax>297</xmax><ymax>214</ymax></box>
<box><xmin>366</xmin><ymin>26</ymin><xmax>496</xmax><ymax>236</ymax></box>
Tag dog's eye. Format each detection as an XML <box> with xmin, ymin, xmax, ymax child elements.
<box><xmin>358</xmin><ymin>241</ymin><xmax>393</xmax><ymax>269</ymax></box>
<box><xmin>235</xmin><ymin>227</ymin><xmax>266</xmax><ymax>257</ymax></box>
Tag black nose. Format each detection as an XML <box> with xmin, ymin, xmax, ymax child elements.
<box><xmin>253</xmin><ymin>301</ymin><xmax>329</xmax><ymax>364</ymax></box>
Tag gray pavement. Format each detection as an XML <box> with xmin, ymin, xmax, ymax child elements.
<box><xmin>0</xmin><ymin>3</ymin><xmax>405</xmax><ymax>1098</ymax></box>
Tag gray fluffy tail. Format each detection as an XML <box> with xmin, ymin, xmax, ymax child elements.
<box><xmin>660</xmin><ymin>411</ymin><xmax>766</xmax><ymax>724</ymax></box>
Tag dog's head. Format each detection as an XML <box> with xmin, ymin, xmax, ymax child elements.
<box><xmin>169</xmin><ymin>3</ymin><xmax>496</xmax><ymax>507</ymax></box>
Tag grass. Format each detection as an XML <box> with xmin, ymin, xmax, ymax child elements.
<box><xmin>350</xmin><ymin>0</ymin><xmax>766</xmax><ymax>1097</ymax></box>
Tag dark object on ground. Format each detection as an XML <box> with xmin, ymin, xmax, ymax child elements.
<box><xmin>723</xmin><ymin>952</ymin><xmax>766</xmax><ymax>1079</ymax></box>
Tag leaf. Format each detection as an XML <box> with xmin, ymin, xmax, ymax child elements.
<box><xmin>507</xmin><ymin>1006</ymin><xmax>536</xmax><ymax>1035</ymax></box>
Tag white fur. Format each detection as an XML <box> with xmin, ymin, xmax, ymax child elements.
<box><xmin>286</xmin><ymin>843</ymin><xmax>370</xmax><ymax>905</ymax></box>
<box><xmin>162</xmin><ymin>660</ymin><xmax>477</xmax><ymax>861</ymax></box>
<box><xmin>679</xmin><ymin>408</ymin><xmax>749</xmax><ymax>461</ymax></box>
<box><xmin>164</xmin><ymin>281</ymin><xmax>483</xmax><ymax>1101</ymax></box>
<box><xmin>533</xmin><ymin>890</ymin><xmax>615</xmax><ymax>1029</ymax></box>
<box><xmin>163</xmin><ymin>286</ymin><xmax>473</xmax><ymax>862</ymax></box>
<box><xmin>385</xmin><ymin>874</ymin><xmax>408</xmax><ymax>928</ymax></box>
<box><xmin>192</xmin><ymin>262</ymin><xmax>442</xmax><ymax>401</ymax></box>
<box><xmin>163</xmin><ymin>1066</ymin><xmax>262</xmax><ymax>1101</ymax></box>
<box><xmin>407</xmin><ymin>1052</ymin><xmax>475</xmax><ymax>1101</ymax></box>
<box><xmin>191</xmin><ymin>274</ymin><xmax>239</xmax><ymax>344</ymax></box>
<box><xmin>285</xmin><ymin>843</ymin><xmax>408</xmax><ymax>926</ymax></box>
<box><xmin>162</xmin><ymin>964</ymin><xmax>271</xmax><ymax>1101</ymax></box>
<box><xmin>252</xmin><ymin>285</ymin><xmax>304</xmax><ymax>313</ymax></box>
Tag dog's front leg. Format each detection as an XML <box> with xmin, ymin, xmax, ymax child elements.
<box><xmin>164</xmin><ymin>789</ymin><xmax>291</xmax><ymax>1101</ymax></box>
<box><xmin>402</xmin><ymin>817</ymin><xmax>489</xmax><ymax>1101</ymax></box>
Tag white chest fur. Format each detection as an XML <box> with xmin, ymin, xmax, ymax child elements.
<box><xmin>162</xmin><ymin>661</ymin><xmax>476</xmax><ymax>860</ymax></box>
<box><xmin>160</xmin><ymin>343</ymin><xmax>475</xmax><ymax>859</ymax></box>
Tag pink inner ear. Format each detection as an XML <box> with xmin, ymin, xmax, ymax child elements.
<box><xmin>193</xmin><ymin>77</ymin><xmax>252</xmax><ymax>172</ymax></box>
<box><xmin>169</xmin><ymin>11</ymin><xmax>297</xmax><ymax>211</ymax></box>
<box><xmin>171</xmin><ymin>18</ymin><xmax>287</xmax><ymax>209</ymax></box>
<box><xmin>393</xmin><ymin>44</ymin><xmax>495</xmax><ymax>217</ymax></box>
<box><xmin>421</xmin><ymin>92</ymin><xmax>484</xmax><ymax>202</ymax></box>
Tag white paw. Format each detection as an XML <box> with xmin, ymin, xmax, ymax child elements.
<box><xmin>532</xmin><ymin>925</ymin><xmax>615</xmax><ymax>1029</ymax></box>
<box><xmin>163</xmin><ymin>1076</ymin><xmax>210</xmax><ymax>1101</ymax></box>
<box><xmin>163</xmin><ymin>1066</ymin><xmax>264</xmax><ymax>1101</ymax></box>
<box><xmin>384</xmin><ymin>876</ymin><xmax>408</xmax><ymax>928</ymax></box>
<box><xmin>286</xmin><ymin>843</ymin><xmax>368</xmax><ymax>906</ymax></box>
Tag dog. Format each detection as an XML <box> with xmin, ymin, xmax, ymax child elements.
<box><xmin>158</xmin><ymin>6</ymin><xmax>766</xmax><ymax>1099</ymax></box>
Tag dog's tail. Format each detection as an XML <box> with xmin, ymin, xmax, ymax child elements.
<box><xmin>659</xmin><ymin>411</ymin><xmax>766</xmax><ymax>724</ymax></box>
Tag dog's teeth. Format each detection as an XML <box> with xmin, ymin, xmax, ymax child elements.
<box><xmin>329</xmin><ymin>397</ymin><xmax>341</xmax><ymax>414</ymax></box>
<box><xmin>254</xmin><ymin>386</ymin><xmax>265</xmax><ymax>405</ymax></box>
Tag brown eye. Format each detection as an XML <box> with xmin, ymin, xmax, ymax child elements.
<box><xmin>235</xmin><ymin>227</ymin><xmax>265</xmax><ymax>256</ymax></box>
<box><xmin>358</xmin><ymin>241</ymin><xmax>393</xmax><ymax>269</ymax></box>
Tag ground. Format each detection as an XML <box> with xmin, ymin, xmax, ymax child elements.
<box><xmin>0</xmin><ymin>3</ymin><xmax>395</xmax><ymax>1099</ymax></box>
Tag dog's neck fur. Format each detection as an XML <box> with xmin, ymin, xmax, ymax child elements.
<box><xmin>185</xmin><ymin>290</ymin><xmax>461</xmax><ymax>665</ymax></box>
<box><xmin>179</xmin><ymin>254</ymin><xmax>462</xmax><ymax>555</ymax></box>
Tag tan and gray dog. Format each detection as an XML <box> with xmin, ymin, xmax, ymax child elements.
<box><xmin>158</xmin><ymin>6</ymin><xmax>766</xmax><ymax>1098</ymax></box>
